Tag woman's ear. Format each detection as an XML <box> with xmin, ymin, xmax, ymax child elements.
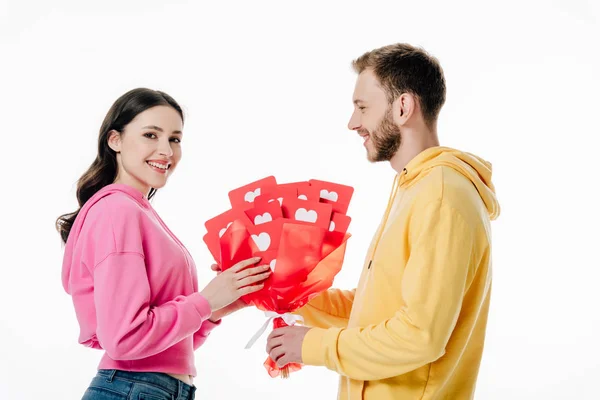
<box><xmin>107</xmin><ymin>130</ymin><xmax>122</xmax><ymax>153</ymax></box>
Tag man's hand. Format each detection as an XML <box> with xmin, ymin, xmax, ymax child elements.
<box><xmin>266</xmin><ymin>325</ymin><xmax>311</xmax><ymax>368</ymax></box>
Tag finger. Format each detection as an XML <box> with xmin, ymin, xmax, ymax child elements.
<box><xmin>232</xmin><ymin>257</ymin><xmax>262</xmax><ymax>272</ymax></box>
<box><xmin>269</xmin><ymin>347</ymin><xmax>286</xmax><ymax>363</ymax></box>
<box><xmin>238</xmin><ymin>283</ymin><xmax>265</xmax><ymax>295</ymax></box>
<box><xmin>265</xmin><ymin>337</ymin><xmax>284</xmax><ymax>354</ymax></box>
<box><xmin>210</xmin><ymin>264</ymin><xmax>221</xmax><ymax>271</ymax></box>
<box><xmin>237</xmin><ymin>271</ymin><xmax>271</xmax><ymax>288</ymax></box>
<box><xmin>236</xmin><ymin>264</ymin><xmax>270</xmax><ymax>278</ymax></box>
<box><xmin>277</xmin><ymin>356</ymin><xmax>291</xmax><ymax>368</ymax></box>
<box><xmin>267</xmin><ymin>327</ymin><xmax>287</xmax><ymax>341</ymax></box>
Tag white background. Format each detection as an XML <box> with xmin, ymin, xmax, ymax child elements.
<box><xmin>1</xmin><ymin>0</ymin><xmax>599</xmax><ymax>399</ymax></box>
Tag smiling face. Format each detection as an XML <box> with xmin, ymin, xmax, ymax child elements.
<box><xmin>347</xmin><ymin>69</ymin><xmax>402</xmax><ymax>162</ymax></box>
<box><xmin>108</xmin><ymin>105</ymin><xmax>183</xmax><ymax>196</ymax></box>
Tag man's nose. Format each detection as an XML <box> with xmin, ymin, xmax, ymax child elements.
<box><xmin>348</xmin><ymin>110</ymin><xmax>361</xmax><ymax>131</ymax></box>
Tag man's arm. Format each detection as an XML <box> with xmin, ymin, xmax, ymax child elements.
<box><xmin>301</xmin><ymin>200</ymin><xmax>479</xmax><ymax>380</ymax></box>
<box><xmin>295</xmin><ymin>288</ymin><xmax>356</xmax><ymax>329</ymax></box>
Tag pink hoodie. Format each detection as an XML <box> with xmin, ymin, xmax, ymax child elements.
<box><xmin>61</xmin><ymin>184</ymin><xmax>218</xmax><ymax>377</ymax></box>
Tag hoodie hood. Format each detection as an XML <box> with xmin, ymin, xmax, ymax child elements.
<box><xmin>61</xmin><ymin>184</ymin><xmax>148</xmax><ymax>293</ymax></box>
<box><xmin>399</xmin><ymin>146</ymin><xmax>500</xmax><ymax>220</ymax></box>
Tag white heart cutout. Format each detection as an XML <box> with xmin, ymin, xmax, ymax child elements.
<box><xmin>298</xmin><ymin>194</ymin><xmax>308</xmax><ymax>200</ymax></box>
<box><xmin>270</xmin><ymin>259</ymin><xmax>277</xmax><ymax>271</ymax></box>
<box><xmin>254</xmin><ymin>212</ymin><xmax>272</xmax><ymax>225</ymax></box>
<box><xmin>267</xmin><ymin>197</ymin><xmax>284</xmax><ymax>206</ymax></box>
<box><xmin>295</xmin><ymin>208</ymin><xmax>318</xmax><ymax>223</ymax></box>
<box><xmin>244</xmin><ymin>188</ymin><xmax>261</xmax><ymax>203</ymax></box>
<box><xmin>251</xmin><ymin>232</ymin><xmax>271</xmax><ymax>251</ymax></box>
<box><xmin>218</xmin><ymin>222</ymin><xmax>232</xmax><ymax>237</ymax></box>
<box><xmin>320</xmin><ymin>189</ymin><xmax>338</xmax><ymax>202</ymax></box>
<box><xmin>329</xmin><ymin>221</ymin><xmax>336</xmax><ymax>232</ymax></box>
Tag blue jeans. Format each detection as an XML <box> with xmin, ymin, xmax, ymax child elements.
<box><xmin>82</xmin><ymin>369</ymin><xmax>196</xmax><ymax>400</ymax></box>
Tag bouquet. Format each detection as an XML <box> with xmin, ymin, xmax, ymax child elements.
<box><xmin>203</xmin><ymin>176</ymin><xmax>353</xmax><ymax>378</ymax></box>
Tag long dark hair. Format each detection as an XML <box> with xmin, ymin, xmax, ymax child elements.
<box><xmin>56</xmin><ymin>88</ymin><xmax>184</xmax><ymax>244</ymax></box>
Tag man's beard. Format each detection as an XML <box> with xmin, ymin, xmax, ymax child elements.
<box><xmin>369</xmin><ymin>107</ymin><xmax>402</xmax><ymax>162</ymax></box>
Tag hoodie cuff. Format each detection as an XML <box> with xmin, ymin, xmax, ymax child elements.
<box><xmin>302</xmin><ymin>327</ymin><xmax>341</xmax><ymax>367</ymax></box>
<box><xmin>199</xmin><ymin>318</ymin><xmax>222</xmax><ymax>336</ymax></box>
<box><xmin>189</xmin><ymin>292</ymin><xmax>212</xmax><ymax>321</ymax></box>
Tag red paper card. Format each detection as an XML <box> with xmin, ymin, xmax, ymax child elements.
<box><xmin>297</xmin><ymin>185</ymin><xmax>320</xmax><ymax>202</ymax></box>
<box><xmin>281</xmin><ymin>198</ymin><xmax>333</xmax><ymax>230</ymax></box>
<box><xmin>328</xmin><ymin>212</ymin><xmax>352</xmax><ymax>234</ymax></box>
<box><xmin>205</xmin><ymin>208</ymin><xmax>252</xmax><ymax>239</ymax></box>
<box><xmin>254</xmin><ymin>186</ymin><xmax>297</xmax><ymax>207</ymax></box>
<box><xmin>228</xmin><ymin>176</ymin><xmax>277</xmax><ymax>208</ymax></box>
<box><xmin>308</xmin><ymin>179</ymin><xmax>354</xmax><ymax>214</ymax></box>
<box><xmin>204</xmin><ymin>210</ymin><xmax>253</xmax><ymax>262</ymax></box>
<box><xmin>252</xmin><ymin>249</ymin><xmax>279</xmax><ymax>273</ymax></box>
<box><xmin>247</xmin><ymin>219</ymin><xmax>286</xmax><ymax>252</ymax></box>
<box><xmin>276</xmin><ymin>181</ymin><xmax>310</xmax><ymax>193</ymax></box>
<box><xmin>244</xmin><ymin>201</ymin><xmax>284</xmax><ymax>226</ymax></box>
<box><xmin>203</xmin><ymin>233</ymin><xmax>220</xmax><ymax>262</ymax></box>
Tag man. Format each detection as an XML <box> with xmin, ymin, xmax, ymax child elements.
<box><xmin>266</xmin><ymin>43</ymin><xmax>500</xmax><ymax>399</ymax></box>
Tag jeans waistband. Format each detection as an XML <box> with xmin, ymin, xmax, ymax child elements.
<box><xmin>97</xmin><ymin>369</ymin><xmax>195</xmax><ymax>399</ymax></box>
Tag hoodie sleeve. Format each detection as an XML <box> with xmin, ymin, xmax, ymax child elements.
<box><xmin>193</xmin><ymin>319</ymin><xmax>222</xmax><ymax>350</ymax></box>
<box><xmin>301</xmin><ymin>200</ymin><xmax>477</xmax><ymax>380</ymax></box>
<box><xmin>93</xmin><ymin>252</ymin><xmax>212</xmax><ymax>360</ymax></box>
<box><xmin>294</xmin><ymin>289</ymin><xmax>356</xmax><ymax>329</ymax></box>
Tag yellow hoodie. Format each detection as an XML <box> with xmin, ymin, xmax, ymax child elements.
<box><xmin>298</xmin><ymin>147</ymin><xmax>500</xmax><ymax>400</ymax></box>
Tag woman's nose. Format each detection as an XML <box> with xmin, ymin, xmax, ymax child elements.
<box><xmin>158</xmin><ymin>139</ymin><xmax>173</xmax><ymax>157</ymax></box>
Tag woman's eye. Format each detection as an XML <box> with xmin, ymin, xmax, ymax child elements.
<box><xmin>144</xmin><ymin>132</ymin><xmax>157</xmax><ymax>139</ymax></box>
<box><xmin>359</xmin><ymin>106</ymin><xmax>366</xmax><ymax>111</ymax></box>
<box><xmin>170</xmin><ymin>137</ymin><xmax>181</xmax><ymax>143</ymax></box>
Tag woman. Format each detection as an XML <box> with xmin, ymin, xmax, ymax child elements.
<box><xmin>57</xmin><ymin>88</ymin><xmax>269</xmax><ymax>400</ymax></box>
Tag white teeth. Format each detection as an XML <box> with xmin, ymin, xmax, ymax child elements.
<box><xmin>148</xmin><ymin>161</ymin><xmax>168</xmax><ymax>170</ymax></box>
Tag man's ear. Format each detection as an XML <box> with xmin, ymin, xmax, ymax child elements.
<box><xmin>393</xmin><ymin>93</ymin><xmax>417</xmax><ymax>126</ymax></box>
<box><xmin>107</xmin><ymin>130</ymin><xmax>122</xmax><ymax>153</ymax></box>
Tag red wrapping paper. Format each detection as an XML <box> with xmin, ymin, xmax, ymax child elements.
<box><xmin>219</xmin><ymin>219</ymin><xmax>350</xmax><ymax>377</ymax></box>
<box><xmin>204</xmin><ymin>177</ymin><xmax>353</xmax><ymax>378</ymax></box>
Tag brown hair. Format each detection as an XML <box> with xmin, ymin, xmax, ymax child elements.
<box><xmin>55</xmin><ymin>88</ymin><xmax>184</xmax><ymax>244</ymax></box>
<box><xmin>352</xmin><ymin>43</ymin><xmax>446</xmax><ymax>127</ymax></box>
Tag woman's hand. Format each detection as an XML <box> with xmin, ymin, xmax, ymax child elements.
<box><xmin>199</xmin><ymin>257</ymin><xmax>270</xmax><ymax>312</ymax></box>
<box><xmin>208</xmin><ymin>264</ymin><xmax>251</xmax><ymax>321</ymax></box>
<box><xmin>208</xmin><ymin>298</ymin><xmax>249</xmax><ymax>322</ymax></box>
